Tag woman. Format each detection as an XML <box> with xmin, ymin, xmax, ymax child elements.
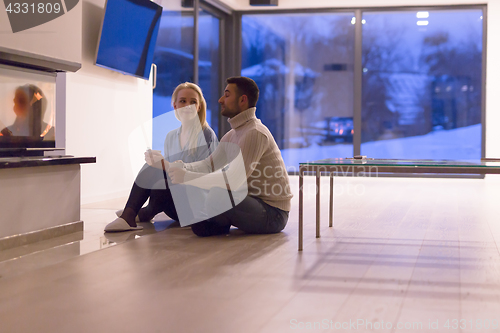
<box><xmin>105</xmin><ymin>82</ymin><xmax>218</xmax><ymax>231</ymax></box>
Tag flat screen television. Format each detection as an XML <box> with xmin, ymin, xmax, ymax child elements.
<box><xmin>95</xmin><ymin>0</ymin><xmax>162</xmax><ymax>80</ymax></box>
<box><xmin>0</xmin><ymin>64</ymin><xmax>56</xmax><ymax>156</ymax></box>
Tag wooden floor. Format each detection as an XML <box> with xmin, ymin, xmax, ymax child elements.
<box><xmin>1</xmin><ymin>175</ymin><xmax>500</xmax><ymax>333</ymax></box>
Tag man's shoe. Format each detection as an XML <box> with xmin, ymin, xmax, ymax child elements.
<box><xmin>191</xmin><ymin>220</ymin><xmax>230</xmax><ymax>237</ymax></box>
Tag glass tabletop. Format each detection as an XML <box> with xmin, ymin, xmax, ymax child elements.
<box><xmin>299</xmin><ymin>158</ymin><xmax>500</xmax><ymax>168</ymax></box>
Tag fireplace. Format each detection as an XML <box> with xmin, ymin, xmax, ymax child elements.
<box><xmin>0</xmin><ymin>64</ymin><xmax>57</xmax><ymax>157</ymax></box>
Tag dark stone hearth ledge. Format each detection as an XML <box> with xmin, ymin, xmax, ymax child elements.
<box><xmin>0</xmin><ymin>156</ymin><xmax>96</xmax><ymax>169</ymax></box>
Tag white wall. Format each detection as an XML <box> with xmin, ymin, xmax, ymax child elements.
<box><xmin>0</xmin><ymin>0</ymin><xmax>82</xmax><ymax>64</ymax></box>
<box><xmin>65</xmin><ymin>0</ymin><xmax>152</xmax><ymax>204</ymax></box>
<box><xmin>484</xmin><ymin>1</ymin><xmax>500</xmax><ymax>159</ymax></box>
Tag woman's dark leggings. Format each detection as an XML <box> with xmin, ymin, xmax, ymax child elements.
<box><xmin>124</xmin><ymin>163</ymin><xmax>179</xmax><ymax>221</ymax></box>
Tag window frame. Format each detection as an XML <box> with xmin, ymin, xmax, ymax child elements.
<box><xmin>236</xmin><ymin>4</ymin><xmax>487</xmax><ymax>166</ymax></box>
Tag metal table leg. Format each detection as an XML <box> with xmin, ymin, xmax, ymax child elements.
<box><xmin>316</xmin><ymin>170</ymin><xmax>320</xmax><ymax>238</ymax></box>
<box><xmin>329</xmin><ymin>172</ymin><xmax>334</xmax><ymax>227</ymax></box>
<box><xmin>298</xmin><ymin>166</ymin><xmax>304</xmax><ymax>251</ymax></box>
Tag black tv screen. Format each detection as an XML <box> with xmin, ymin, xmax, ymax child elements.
<box><xmin>95</xmin><ymin>0</ymin><xmax>162</xmax><ymax>80</ymax></box>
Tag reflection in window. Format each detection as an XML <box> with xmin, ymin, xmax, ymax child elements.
<box><xmin>242</xmin><ymin>13</ymin><xmax>355</xmax><ymax>170</ymax></box>
<box><xmin>361</xmin><ymin>9</ymin><xmax>483</xmax><ymax>159</ymax></box>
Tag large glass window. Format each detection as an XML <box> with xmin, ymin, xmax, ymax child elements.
<box><xmin>242</xmin><ymin>7</ymin><xmax>484</xmax><ymax>166</ymax></box>
<box><xmin>151</xmin><ymin>2</ymin><xmax>224</xmax><ymax>150</ymax></box>
<box><xmin>198</xmin><ymin>9</ymin><xmax>220</xmax><ymax>135</ymax></box>
<box><xmin>152</xmin><ymin>9</ymin><xmax>194</xmax><ymax>150</ymax></box>
<box><xmin>242</xmin><ymin>13</ymin><xmax>355</xmax><ymax>170</ymax></box>
<box><xmin>361</xmin><ymin>9</ymin><xmax>483</xmax><ymax>159</ymax></box>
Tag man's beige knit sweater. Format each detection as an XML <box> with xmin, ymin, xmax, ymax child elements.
<box><xmin>182</xmin><ymin>107</ymin><xmax>293</xmax><ymax>212</ymax></box>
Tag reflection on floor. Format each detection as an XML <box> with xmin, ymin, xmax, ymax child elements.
<box><xmin>1</xmin><ymin>175</ymin><xmax>500</xmax><ymax>332</ymax></box>
<box><xmin>0</xmin><ymin>197</ymin><xmax>180</xmax><ymax>280</ymax></box>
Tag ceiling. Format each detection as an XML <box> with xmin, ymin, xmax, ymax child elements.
<box><xmin>217</xmin><ymin>0</ymin><xmax>486</xmax><ymax>11</ymax></box>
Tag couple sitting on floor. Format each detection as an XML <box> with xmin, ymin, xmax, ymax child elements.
<box><xmin>105</xmin><ymin>76</ymin><xmax>292</xmax><ymax>237</ymax></box>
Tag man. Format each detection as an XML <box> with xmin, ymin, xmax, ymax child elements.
<box><xmin>158</xmin><ymin>76</ymin><xmax>292</xmax><ymax>236</ymax></box>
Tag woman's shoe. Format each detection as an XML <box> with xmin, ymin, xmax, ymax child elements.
<box><xmin>105</xmin><ymin>217</ymin><xmax>144</xmax><ymax>232</ymax></box>
<box><xmin>115</xmin><ymin>209</ymin><xmax>152</xmax><ymax>223</ymax></box>
<box><xmin>104</xmin><ymin>231</ymin><xmax>139</xmax><ymax>243</ymax></box>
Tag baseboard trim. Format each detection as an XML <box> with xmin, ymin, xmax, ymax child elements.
<box><xmin>0</xmin><ymin>221</ymin><xmax>83</xmax><ymax>251</ymax></box>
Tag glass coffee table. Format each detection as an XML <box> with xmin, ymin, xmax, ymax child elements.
<box><xmin>298</xmin><ymin>158</ymin><xmax>500</xmax><ymax>251</ymax></box>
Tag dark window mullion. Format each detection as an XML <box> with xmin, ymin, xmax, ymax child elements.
<box><xmin>193</xmin><ymin>0</ymin><xmax>200</xmax><ymax>85</ymax></box>
<box><xmin>354</xmin><ymin>9</ymin><xmax>363</xmax><ymax>156</ymax></box>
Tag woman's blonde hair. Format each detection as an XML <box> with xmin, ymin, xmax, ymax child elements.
<box><xmin>171</xmin><ymin>82</ymin><xmax>208</xmax><ymax>129</ymax></box>
<box><xmin>171</xmin><ymin>82</ymin><xmax>209</xmax><ymax>156</ymax></box>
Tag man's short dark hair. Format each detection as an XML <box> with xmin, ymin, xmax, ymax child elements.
<box><xmin>226</xmin><ymin>76</ymin><xmax>259</xmax><ymax>108</ymax></box>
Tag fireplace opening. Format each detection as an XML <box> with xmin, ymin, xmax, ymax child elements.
<box><xmin>0</xmin><ymin>64</ymin><xmax>57</xmax><ymax>157</ymax></box>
